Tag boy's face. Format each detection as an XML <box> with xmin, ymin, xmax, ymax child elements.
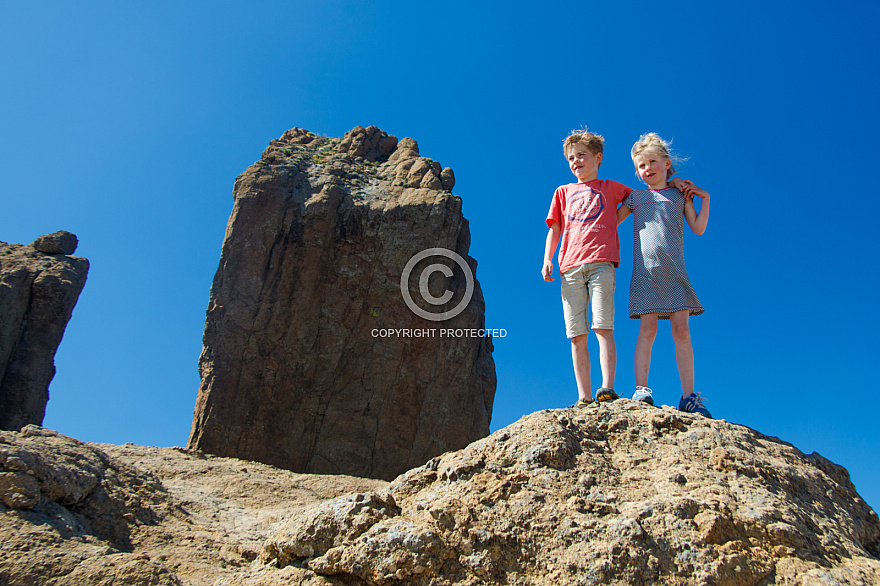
<box><xmin>566</xmin><ymin>144</ymin><xmax>602</xmax><ymax>182</ymax></box>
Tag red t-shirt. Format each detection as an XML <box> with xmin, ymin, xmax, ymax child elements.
<box><xmin>546</xmin><ymin>179</ymin><xmax>632</xmax><ymax>272</ymax></box>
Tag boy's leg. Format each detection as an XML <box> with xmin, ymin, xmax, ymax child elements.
<box><xmin>635</xmin><ymin>313</ymin><xmax>659</xmax><ymax>387</ymax></box>
<box><xmin>587</xmin><ymin>262</ymin><xmax>616</xmax><ymax>391</ymax></box>
<box><xmin>561</xmin><ymin>265</ymin><xmax>592</xmax><ymax>402</ymax></box>
<box><xmin>593</xmin><ymin>329</ymin><xmax>616</xmax><ymax>389</ymax></box>
<box><xmin>571</xmin><ymin>334</ymin><xmax>592</xmax><ymax>401</ymax></box>
<box><xmin>670</xmin><ymin>309</ymin><xmax>695</xmax><ymax>397</ymax></box>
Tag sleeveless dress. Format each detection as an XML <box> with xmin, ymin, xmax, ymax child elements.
<box><xmin>624</xmin><ymin>188</ymin><xmax>704</xmax><ymax>319</ymax></box>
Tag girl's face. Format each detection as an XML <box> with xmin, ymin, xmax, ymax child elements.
<box><xmin>633</xmin><ymin>151</ymin><xmax>671</xmax><ymax>189</ymax></box>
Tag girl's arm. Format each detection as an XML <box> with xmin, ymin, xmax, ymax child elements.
<box><xmin>679</xmin><ymin>180</ymin><xmax>710</xmax><ymax>235</ymax></box>
<box><xmin>617</xmin><ymin>204</ymin><xmax>632</xmax><ymax>225</ymax></box>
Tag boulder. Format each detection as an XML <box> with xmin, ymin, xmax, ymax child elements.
<box><xmin>187</xmin><ymin>126</ymin><xmax>496</xmax><ymax>481</ymax></box>
<box><xmin>31</xmin><ymin>230</ymin><xmax>79</xmax><ymax>255</ymax></box>
<box><xmin>0</xmin><ymin>236</ymin><xmax>89</xmax><ymax>430</ymax></box>
<box><xmin>0</xmin><ymin>426</ymin><xmax>177</xmax><ymax>585</ymax></box>
<box><xmin>0</xmin><ymin>426</ymin><xmax>383</xmax><ymax>586</ymax></box>
<box><xmin>257</xmin><ymin>402</ymin><xmax>880</xmax><ymax>585</ymax></box>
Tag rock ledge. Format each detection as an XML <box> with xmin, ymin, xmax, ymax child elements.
<box><xmin>3</xmin><ymin>401</ymin><xmax>878</xmax><ymax>585</ymax></box>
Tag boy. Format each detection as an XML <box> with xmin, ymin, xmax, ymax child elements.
<box><xmin>542</xmin><ymin>129</ymin><xmax>632</xmax><ymax>407</ymax></box>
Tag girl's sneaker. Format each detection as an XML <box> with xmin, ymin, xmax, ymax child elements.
<box><xmin>596</xmin><ymin>388</ymin><xmax>619</xmax><ymax>402</ymax></box>
<box><xmin>632</xmin><ymin>386</ymin><xmax>654</xmax><ymax>405</ymax></box>
<box><xmin>678</xmin><ymin>392</ymin><xmax>712</xmax><ymax>418</ymax></box>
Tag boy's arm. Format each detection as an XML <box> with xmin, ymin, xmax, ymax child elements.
<box><xmin>680</xmin><ymin>180</ymin><xmax>710</xmax><ymax>235</ymax></box>
<box><xmin>670</xmin><ymin>177</ymin><xmax>687</xmax><ymax>192</ymax></box>
<box><xmin>617</xmin><ymin>204</ymin><xmax>632</xmax><ymax>225</ymax></box>
<box><xmin>542</xmin><ymin>221</ymin><xmax>561</xmax><ymax>281</ymax></box>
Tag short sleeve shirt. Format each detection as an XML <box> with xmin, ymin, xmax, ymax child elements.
<box><xmin>547</xmin><ymin>179</ymin><xmax>632</xmax><ymax>272</ymax></box>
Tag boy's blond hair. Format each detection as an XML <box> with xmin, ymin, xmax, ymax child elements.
<box><xmin>563</xmin><ymin>128</ymin><xmax>605</xmax><ymax>162</ymax></box>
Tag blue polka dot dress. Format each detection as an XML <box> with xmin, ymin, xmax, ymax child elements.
<box><xmin>623</xmin><ymin>188</ymin><xmax>704</xmax><ymax>320</ymax></box>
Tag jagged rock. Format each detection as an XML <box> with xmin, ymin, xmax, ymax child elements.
<box><xmin>335</xmin><ymin>125</ymin><xmax>398</xmax><ymax>161</ymax></box>
<box><xmin>0</xmin><ymin>426</ymin><xmax>178</xmax><ymax>585</ymax></box>
<box><xmin>440</xmin><ymin>167</ymin><xmax>455</xmax><ymax>191</ymax></box>
<box><xmin>31</xmin><ymin>230</ymin><xmax>79</xmax><ymax>255</ymax></box>
<box><xmin>0</xmin><ymin>426</ymin><xmax>384</xmax><ymax>586</ymax></box>
<box><xmin>259</xmin><ymin>491</ymin><xmax>400</xmax><ymax>567</ymax></box>
<box><xmin>2</xmin><ymin>406</ymin><xmax>878</xmax><ymax>585</ymax></box>
<box><xmin>388</xmin><ymin>136</ymin><xmax>419</xmax><ymax>162</ymax></box>
<box><xmin>187</xmin><ymin>126</ymin><xmax>496</xmax><ymax>481</ymax></box>
<box><xmin>255</xmin><ymin>401</ymin><xmax>880</xmax><ymax>585</ymax></box>
<box><xmin>0</xmin><ymin>236</ymin><xmax>89</xmax><ymax>430</ymax></box>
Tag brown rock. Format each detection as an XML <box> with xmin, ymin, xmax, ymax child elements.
<box><xmin>0</xmin><ymin>427</ymin><xmax>169</xmax><ymax>569</ymax></box>
<box><xmin>0</xmin><ymin>237</ymin><xmax>89</xmax><ymax>430</ymax></box>
<box><xmin>0</xmin><ymin>426</ymin><xmax>383</xmax><ymax>586</ymax></box>
<box><xmin>187</xmin><ymin>126</ymin><xmax>496</xmax><ymax>481</ymax></box>
<box><xmin>257</xmin><ymin>402</ymin><xmax>880</xmax><ymax>585</ymax></box>
<box><xmin>405</xmin><ymin>158</ymin><xmax>433</xmax><ymax>187</ymax></box>
<box><xmin>2</xmin><ymin>406</ymin><xmax>879</xmax><ymax>585</ymax></box>
<box><xmin>387</xmin><ymin>136</ymin><xmax>419</xmax><ymax>162</ymax></box>
<box><xmin>336</xmin><ymin>125</ymin><xmax>398</xmax><ymax>161</ymax></box>
<box><xmin>31</xmin><ymin>230</ymin><xmax>79</xmax><ymax>255</ymax></box>
<box><xmin>440</xmin><ymin>167</ymin><xmax>455</xmax><ymax>191</ymax></box>
<box><xmin>0</xmin><ymin>470</ymin><xmax>40</xmax><ymax>509</ymax></box>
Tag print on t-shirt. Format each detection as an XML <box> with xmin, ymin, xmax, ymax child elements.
<box><xmin>547</xmin><ymin>179</ymin><xmax>632</xmax><ymax>272</ymax></box>
<box><xmin>566</xmin><ymin>187</ymin><xmax>606</xmax><ymax>223</ymax></box>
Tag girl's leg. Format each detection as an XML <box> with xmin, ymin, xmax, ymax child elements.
<box><xmin>571</xmin><ymin>334</ymin><xmax>592</xmax><ymax>401</ymax></box>
<box><xmin>670</xmin><ymin>309</ymin><xmax>695</xmax><ymax>397</ymax></box>
<box><xmin>634</xmin><ymin>313</ymin><xmax>658</xmax><ymax>387</ymax></box>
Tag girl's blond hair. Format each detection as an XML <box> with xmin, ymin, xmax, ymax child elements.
<box><xmin>631</xmin><ymin>132</ymin><xmax>685</xmax><ymax>180</ymax></box>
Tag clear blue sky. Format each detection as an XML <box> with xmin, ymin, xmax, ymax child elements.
<box><xmin>3</xmin><ymin>2</ymin><xmax>879</xmax><ymax>509</ymax></box>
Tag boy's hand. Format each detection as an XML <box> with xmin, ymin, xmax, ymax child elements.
<box><xmin>542</xmin><ymin>260</ymin><xmax>554</xmax><ymax>281</ymax></box>
<box><xmin>669</xmin><ymin>177</ymin><xmax>687</xmax><ymax>191</ymax></box>
<box><xmin>675</xmin><ymin>179</ymin><xmax>709</xmax><ymax>200</ymax></box>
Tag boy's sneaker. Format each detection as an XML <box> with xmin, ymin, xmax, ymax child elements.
<box><xmin>678</xmin><ymin>392</ymin><xmax>712</xmax><ymax>418</ymax></box>
<box><xmin>632</xmin><ymin>386</ymin><xmax>654</xmax><ymax>405</ymax></box>
<box><xmin>572</xmin><ymin>398</ymin><xmax>594</xmax><ymax>408</ymax></box>
<box><xmin>596</xmin><ymin>387</ymin><xmax>619</xmax><ymax>402</ymax></box>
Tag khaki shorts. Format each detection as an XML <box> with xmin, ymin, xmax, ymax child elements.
<box><xmin>561</xmin><ymin>262</ymin><xmax>615</xmax><ymax>337</ymax></box>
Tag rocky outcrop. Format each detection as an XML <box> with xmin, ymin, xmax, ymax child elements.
<box><xmin>0</xmin><ymin>233</ymin><xmax>89</xmax><ymax>430</ymax></box>
<box><xmin>0</xmin><ymin>426</ymin><xmax>177</xmax><ymax>585</ymax></box>
<box><xmin>3</xmin><ymin>403</ymin><xmax>878</xmax><ymax>585</ymax></box>
<box><xmin>188</xmin><ymin>126</ymin><xmax>496</xmax><ymax>481</ymax></box>
<box><xmin>0</xmin><ymin>425</ymin><xmax>384</xmax><ymax>586</ymax></box>
<box><xmin>255</xmin><ymin>402</ymin><xmax>880</xmax><ymax>586</ymax></box>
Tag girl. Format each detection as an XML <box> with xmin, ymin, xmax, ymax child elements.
<box><xmin>616</xmin><ymin>133</ymin><xmax>711</xmax><ymax>417</ymax></box>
